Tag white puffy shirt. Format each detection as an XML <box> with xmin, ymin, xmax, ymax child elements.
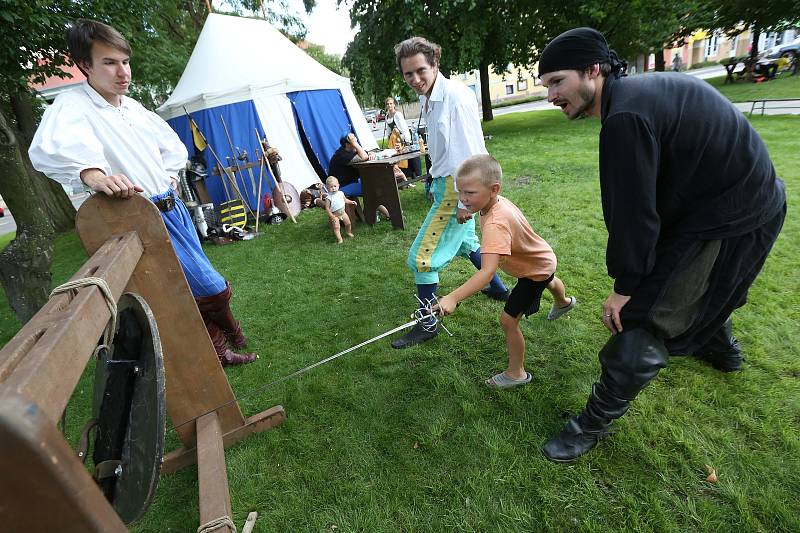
<box><xmin>419</xmin><ymin>73</ymin><xmax>487</xmax><ymax>180</ymax></box>
<box><xmin>29</xmin><ymin>81</ymin><xmax>188</xmax><ymax>198</ymax></box>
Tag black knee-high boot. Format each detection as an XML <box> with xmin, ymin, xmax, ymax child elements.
<box><xmin>693</xmin><ymin>318</ymin><xmax>742</xmax><ymax>372</ymax></box>
<box><xmin>542</xmin><ymin>329</ymin><xmax>668</xmax><ymax>463</ymax></box>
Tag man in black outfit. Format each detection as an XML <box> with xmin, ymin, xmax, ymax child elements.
<box><xmin>328</xmin><ymin>133</ymin><xmax>374</xmax><ymax>186</ymax></box>
<box><xmin>537</xmin><ymin>28</ymin><xmax>786</xmax><ymax>463</ymax></box>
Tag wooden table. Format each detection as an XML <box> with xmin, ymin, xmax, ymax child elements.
<box><xmin>352</xmin><ymin>150</ymin><xmax>423</xmax><ymax>230</ymax></box>
<box><xmin>722</xmin><ymin>59</ymin><xmax>739</xmax><ymax>84</ymax></box>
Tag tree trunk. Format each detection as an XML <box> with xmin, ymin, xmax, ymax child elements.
<box><xmin>654</xmin><ymin>50</ymin><xmax>666</xmax><ymax>72</ymax></box>
<box><xmin>746</xmin><ymin>24</ymin><xmax>761</xmax><ymax>81</ymax></box>
<box><xmin>0</xmin><ymin>108</ymin><xmax>55</xmax><ymax>324</ymax></box>
<box><xmin>749</xmin><ymin>24</ymin><xmax>761</xmax><ymax>64</ymax></box>
<box><xmin>479</xmin><ymin>62</ymin><xmax>493</xmax><ymax>122</ymax></box>
<box><xmin>10</xmin><ymin>91</ymin><xmax>76</xmax><ymax>233</ymax></box>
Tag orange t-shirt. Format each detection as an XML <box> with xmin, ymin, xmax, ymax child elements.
<box><xmin>479</xmin><ymin>196</ymin><xmax>557</xmax><ymax>281</ymax></box>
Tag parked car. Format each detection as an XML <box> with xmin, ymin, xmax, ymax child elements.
<box><xmin>764</xmin><ymin>36</ymin><xmax>800</xmax><ymax>59</ymax></box>
<box><xmin>364</xmin><ymin>108</ymin><xmax>379</xmax><ymax>123</ymax></box>
<box><xmin>0</xmin><ymin>206</ymin><xmax>4</xmax><ymax>217</ymax></box>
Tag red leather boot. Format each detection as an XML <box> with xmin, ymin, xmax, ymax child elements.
<box><xmin>196</xmin><ymin>286</ymin><xmax>257</xmax><ymax>366</ymax></box>
<box><xmin>196</xmin><ymin>283</ymin><xmax>248</xmax><ymax>349</ymax></box>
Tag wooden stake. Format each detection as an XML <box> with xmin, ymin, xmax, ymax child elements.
<box><xmin>242</xmin><ymin>512</ymin><xmax>258</xmax><ymax>533</ymax></box>
<box><xmin>255</xmin><ymin>150</ymin><xmax>264</xmax><ymax>234</ymax></box>
<box><xmin>265</xmin><ymin>156</ymin><xmax>296</xmax><ymax>224</ymax></box>
<box><xmin>254</xmin><ymin>128</ymin><xmax>296</xmax><ymax>224</ymax></box>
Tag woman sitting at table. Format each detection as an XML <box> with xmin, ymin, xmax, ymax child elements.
<box><xmin>384</xmin><ymin>97</ymin><xmax>422</xmax><ymax>179</ymax></box>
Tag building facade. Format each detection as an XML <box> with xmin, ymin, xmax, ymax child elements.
<box><xmin>455</xmin><ymin>64</ymin><xmax>546</xmax><ymax>105</ymax></box>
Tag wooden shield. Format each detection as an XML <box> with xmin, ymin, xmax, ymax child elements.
<box><xmin>91</xmin><ymin>292</ymin><xmax>166</xmax><ymax>524</ymax></box>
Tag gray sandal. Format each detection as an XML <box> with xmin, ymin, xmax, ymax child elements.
<box><xmin>484</xmin><ymin>372</ymin><xmax>532</xmax><ymax>389</ymax></box>
<box><xmin>547</xmin><ymin>296</ymin><xmax>576</xmax><ymax>321</ymax></box>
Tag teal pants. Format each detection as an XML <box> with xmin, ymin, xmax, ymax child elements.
<box><xmin>407</xmin><ymin>175</ymin><xmax>479</xmax><ymax>285</ymax></box>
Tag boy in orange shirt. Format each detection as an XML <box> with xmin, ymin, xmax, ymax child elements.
<box><xmin>435</xmin><ymin>154</ymin><xmax>576</xmax><ymax>388</ymax></box>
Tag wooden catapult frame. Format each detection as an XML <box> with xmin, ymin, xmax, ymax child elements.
<box><xmin>0</xmin><ymin>195</ymin><xmax>286</xmax><ymax>531</ymax></box>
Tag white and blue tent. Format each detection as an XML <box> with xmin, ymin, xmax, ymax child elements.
<box><xmin>157</xmin><ymin>13</ymin><xmax>378</xmax><ymax>210</ymax></box>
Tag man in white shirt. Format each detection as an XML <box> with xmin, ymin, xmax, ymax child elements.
<box><xmin>29</xmin><ymin>19</ymin><xmax>256</xmax><ymax>366</ymax></box>
<box><xmin>391</xmin><ymin>37</ymin><xmax>508</xmax><ymax>349</ymax></box>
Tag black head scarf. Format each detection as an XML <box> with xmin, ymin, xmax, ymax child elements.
<box><xmin>538</xmin><ymin>27</ymin><xmax>626</xmax><ymax>78</ymax></box>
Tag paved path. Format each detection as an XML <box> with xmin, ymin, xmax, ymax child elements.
<box><xmin>733</xmin><ymin>100</ymin><xmax>800</xmax><ymax>116</ymax></box>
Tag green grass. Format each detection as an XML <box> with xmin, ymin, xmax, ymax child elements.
<box><xmin>706</xmin><ymin>72</ymin><xmax>800</xmax><ymax>102</ymax></box>
<box><xmin>1</xmin><ymin>111</ymin><xmax>798</xmax><ymax>532</ymax></box>
<box><xmin>492</xmin><ymin>94</ymin><xmax>547</xmax><ymax>109</ymax></box>
<box><xmin>0</xmin><ymin>231</ymin><xmax>14</xmax><ymax>249</ymax></box>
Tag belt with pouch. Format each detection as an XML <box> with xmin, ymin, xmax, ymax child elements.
<box><xmin>153</xmin><ymin>194</ymin><xmax>176</xmax><ymax>212</ymax></box>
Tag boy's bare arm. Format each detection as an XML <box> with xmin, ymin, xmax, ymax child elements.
<box><xmin>436</xmin><ymin>254</ymin><xmax>501</xmax><ymax>315</ymax></box>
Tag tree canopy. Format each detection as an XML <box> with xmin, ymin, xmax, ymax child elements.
<box><xmin>0</xmin><ymin>0</ymin><xmax>312</xmax><ymax>323</ymax></box>
<box><xmin>342</xmin><ymin>0</ymin><xmax>798</xmax><ymax>109</ymax></box>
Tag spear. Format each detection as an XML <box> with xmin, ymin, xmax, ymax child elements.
<box><xmin>182</xmin><ymin>105</ymin><xmax>239</xmax><ymax>202</ymax></box>
<box><xmin>254</xmin><ymin>128</ymin><xmax>296</xmax><ymax>224</ymax></box>
<box><xmin>218</xmin><ymin>115</ymin><xmax>257</xmax><ymax>221</ymax></box>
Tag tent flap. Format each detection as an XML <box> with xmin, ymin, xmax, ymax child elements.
<box><xmin>168</xmin><ymin>101</ymin><xmax>272</xmax><ymax>212</ymax></box>
<box><xmin>287</xmin><ymin>89</ymin><xmax>356</xmax><ymax>175</ymax></box>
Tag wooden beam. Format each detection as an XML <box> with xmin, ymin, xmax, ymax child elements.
<box><xmin>0</xmin><ymin>393</ymin><xmax>126</xmax><ymax>532</ymax></box>
<box><xmin>162</xmin><ymin>405</ymin><xmax>285</xmax><ymax>474</ymax></box>
<box><xmin>0</xmin><ymin>231</ymin><xmax>143</xmax><ymax>422</ymax></box>
<box><xmin>196</xmin><ymin>412</ymin><xmax>234</xmax><ymax>533</ymax></box>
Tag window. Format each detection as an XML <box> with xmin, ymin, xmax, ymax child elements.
<box><xmin>705</xmin><ymin>32</ymin><xmax>720</xmax><ymax>57</ymax></box>
<box><xmin>517</xmin><ymin>79</ymin><xmax>528</xmax><ymax>91</ymax></box>
<box><xmin>460</xmin><ymin>72</ymin><xmax>468</xmax><ymax>80</ymax></box>
<box><xmin>505</xmin><ymin>84</ymin><xmax>514</xmax><ymax>95</ymax></box>
<box><xmin>729</xmin><ymin>35</ymin><xmax>738</xmax><ymax>57</ymax></box>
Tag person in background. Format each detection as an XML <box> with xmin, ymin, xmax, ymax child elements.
<box><xmin>384</xmin><ymin>96</ymin><xmax>422</xmax><ymax>179</ymax></box>
<box><xmin>327</xmin><ymin>133</ymin><xmax>391</xmax><ymax>220</ymax></box>
<box><xmin>671</xmin><ymin>53</ymin><xmax>683</xmax><ymax>72</ymax></box>
<box><xmin>319</xmin><ymin>176</ymin><xmax>357</xmax><ymax>243</ymax></box>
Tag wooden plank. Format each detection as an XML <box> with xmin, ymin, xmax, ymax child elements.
<box><xmin>0</xmin><ymin>231</ymin><xmax>143</xmax><ymax>422</ymax></box>
<box><xmin>162</xmin><ymin>405</ymin><xmax>286</xmax><ymax>474</ymax></box>
<box><xmin>0</xmin><ymin>393</ymin><xmax>126</xmax><ymax>532</ymax></box>
<box><xmin>75</xmin><ymin>195</ymin><xmax>245</xmax><ymax>447</ymax></box>
<box><xmin>196</xmin><ymin>412</ymin><xmax>234</xmax><ymax>533</ymax></box>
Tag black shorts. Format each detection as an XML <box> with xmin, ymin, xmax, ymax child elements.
<box><xmin>504</xmin><ymin>274</ymin><xmax>555</xmax><ymax>318</ymax></box>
